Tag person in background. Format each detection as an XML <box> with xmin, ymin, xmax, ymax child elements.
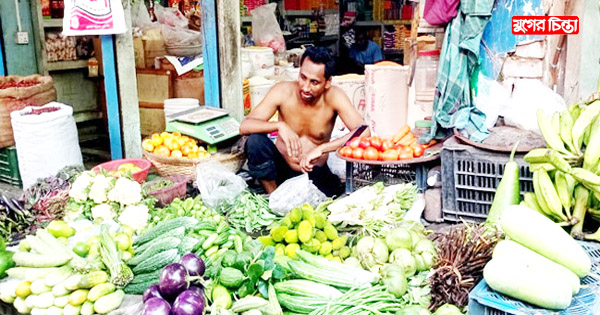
<box><xmin>239</xmin><ymin>47</ymin><xmax>367</xmax><ymax>197</ymax></box>
<box><xmin>349</xmin><ymin>29</ymin><xmax>383</xmax><ymax>73</ymax></box>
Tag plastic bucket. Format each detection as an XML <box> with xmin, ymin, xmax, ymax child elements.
<box><xmin>249</xmin><ymin>82</ymin><xmax>275</xmax><ymax>109</ymax></box>
<box><xmin>242</xmin><ymin>46</ymin><xmax>275</xmax><ymax>77</ymax></box>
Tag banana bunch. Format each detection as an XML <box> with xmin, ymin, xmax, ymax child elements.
<box><xmin>523</xmin><ymin>99</ymin><xmax>600</xmax><ymax>241</ymax></box>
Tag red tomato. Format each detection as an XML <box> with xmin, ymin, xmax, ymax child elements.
<box><xmin>382</xmin><ymin>149</ymin><xmax>400</xmax><ymax>161</ymax></box>
<box><xmin>411</xmin><ymin>143</ymin><xmax>425</xmax><ymax>158</ymax></box>
<box><xmin>363</xmin><ymin>147</ymin><xmax>380</xmax><ymax>160</ymax></box>
<box><xmin>340</xmin><ymin>146</ymin><xmax>353</xmax><ymax>157</ymax></box>
<box><xmin>348</xmin><ymin>137</ymin><xmax>361</xmax><ymax>149</ymax></box>
<box><xmin>359</xmin><ymin>137</ymin><xmax>371</xmax><ymax>149</ymax></box>
<box><xmin>352</xmin><ymin>147</ymin><xmax>365</xmax><ymax>159</ymax></box>
<box><xmin>369</xmin><ymin>137</ymin><xmax>383</xmax><ymax>151</ymax></box>
<box><xmin>399</xmin><ymin>147</ymin><xmax>413</xmax><ymax>160</ymax></box>
<box><xmin>382</xmin><ymin>139</ymin><xmax>395</xmax><ymax>152</ymax></box>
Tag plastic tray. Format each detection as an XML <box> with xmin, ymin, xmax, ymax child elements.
<box><xmin>468</xmin><ymin>241</ymin><xmax>600</xmax><ymax>315</ymax></box>
<box><xmin>92</xmin><ymin>158</ymin><xmax>152</xmax><ymax>184</ymax></box>
<box><xmin>441</xmin><ymin>136</ymin><xmax>534</xmax><ymax>223</ymax></box>
<box><xmin>144</xmin><ymin>176</ymin><xmax>189</xmax><ymax>206</ymax></box>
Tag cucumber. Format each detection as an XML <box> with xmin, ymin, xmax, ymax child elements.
<box><xmin>12</xmin><ymin>252</ymin><xmax>71</xmax><ymax>268</ymax></box>
<box><xmin>129</xmin><ymin>237</ymin><xmax>181</xmax><ymax>265</ymax></box>
<box><xmin>484</xmin><ymin>257</ymin><xmax>572</xmax><ymax>310</ymax></box>
<box><xmin>500</xmin><ymin>205</ymin><xmax>591</xmax><ymax>277</ymax></box>
<box><xmin>94</xmin><ymin>289</ymin><xmax>124</xmax><ymax>314</ymax></box>
<box><xmin>134</xmin><ymin>227</ymin><xmax>185</xmax><ymax>255</ymax></box>
<box><xmin>132</xmin><ymin>249</ymin><xmax>180</xmax><ymax>274</ymax></box>
<box><xmin>134</xmin><ymin>217</ymin><xmax>198</xmax><ymax>246</ymax></box>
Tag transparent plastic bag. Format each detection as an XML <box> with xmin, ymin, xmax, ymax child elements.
<box><xmin>196</xmin><ymin>160</ymin><xmax>247</xmax><ymax>212</ymax></box>
<box><xmin>155</xmin><ymin>4</ymin><xmax>189</xmax><ymax>29</ymax></box>
<box><xmin>269</xmin><ymin>174</ymin><xmax>327</xmax><ymax>216</ymax></box>
<box><xmin>251</xmin><ymin>3</ymin><xmax>286</xmax><ymax>53</ymax></box>
<box><xmin>161</xmin><ymin>25</ymin><xmax>202</xmax><ymax>46</ymax></box>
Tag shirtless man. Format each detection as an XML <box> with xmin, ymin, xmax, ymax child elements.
<box><xmin>239</xmin><ymin>47</ymin><xmax>366</xmax><ymax>197</ymax></box>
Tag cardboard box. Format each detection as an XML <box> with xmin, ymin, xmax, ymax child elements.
<box><xmin>133</xmin><ymin>37</ymin><xmax>145</xmax><ymax>69</ymax></box>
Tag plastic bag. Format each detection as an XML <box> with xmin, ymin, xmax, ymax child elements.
<box><xmin>251</xmin><ymin>3</ymin><xmax>286</xmax><ymax>53</ymax></box>
<box><xmin>269</xmin><ymin>174</ymin><xmax>327</xmax><ymax>216</ymax></box>
<box><xmin>423</xmin><ymin>0</ymin><xmax>460</xmax><ymax>26</ymax></box>
<box><xmin>473</xmin><ymin>73</ymin><xmax>510</xmax><ymax>130</ymax></box>
<box><xmin>161</xmin><ymin>25</ymin><xmax>202</xmax><ymax>47</ymax></box>
<box><xmin>503</xmin><ymin>79</ymin><xmax>566</xmax><ymax>134</ymax></box>
<box><xmin>196</xmin><ymin>160</ymin><xmax>247</xmax><ymax>212</ymax></box>
<box><xmin>155</xmin><ymin>4</ymin><xmax>188</xmax><ymax>29</ymax></box>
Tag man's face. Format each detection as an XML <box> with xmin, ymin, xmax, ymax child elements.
<box><xmin>356</xmin><ymin>32</ymin><xmax>368</xmax><ymax>50</ymax></box>
<box><xmin>298</xmin><ymin>57</ymin><xmax>330</xmax><ymax>103</ymax></box>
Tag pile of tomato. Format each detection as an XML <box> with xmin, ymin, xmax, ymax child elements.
<box><xmin>339</xmin><ymin>136</ymin><xmax>427</xmax><ymax>161</ymax></box>
<box><xmin>0</xmin><ymin>80</ymin><xmax>39</xmax><ymax>89</ymax></box>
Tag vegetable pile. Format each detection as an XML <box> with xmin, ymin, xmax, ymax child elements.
<box><xmin>523</xmin><ymin>100</ymin><xmax>600</xmax><ymax>241</ymax></box>
<box><xmin>261</xmin><ymin>204</ymin><xmax>350</xmax><ymax>261</ymax></box>
<box><xmin>143</xmin><ymin>131</ymin><xmax>211</xmax><ymax>159</ymax></box>
<box><xmin>225</xmin><ymin>191</ymin><xmax>278</xmax><ymax>234</ymax></box>
<box><xmin>338</xmin><ymin>125</ymin><xmax>436</xmax><ymax>161</ymax></box>
<box><xmin>327</xmin><ymin>182</ymin><xmax>418</xmax><ymax>237</ymax></box>
<box><xmin>0</xmin><ymin>221</ymin><xmax>132</xmax><ymax>314</ymax></box>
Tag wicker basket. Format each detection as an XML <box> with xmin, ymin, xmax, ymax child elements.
<box><xmin>143</xmin><ymin>149</ymin><xmax>245</xmax><ymax>180</ymax></box>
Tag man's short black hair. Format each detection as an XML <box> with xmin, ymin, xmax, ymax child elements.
<box><xmin>300</xmin><ymin>47</ymin><xmax>336</xmax><ymax>80</ymax></box>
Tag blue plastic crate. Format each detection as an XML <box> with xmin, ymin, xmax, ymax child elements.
<box><xmin>468</xmin><ymin>241</ymin><xmax>600</xmax><ymax>315</ymax></box>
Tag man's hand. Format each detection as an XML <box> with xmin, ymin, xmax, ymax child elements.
<box><xmin>300</xmin><ymin>146</ymin><xmax>323</xmax><ymax>173</ymax></box>
<box><xmin>278</xmin><ymin>122</ymin><xmax>301</xmax><ymax>159</ymax></box>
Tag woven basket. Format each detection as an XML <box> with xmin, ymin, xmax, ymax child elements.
<box><xmin>143</xmin><ymin>149</ymin><xmax>245</xmax><ymax>180</ymax></box>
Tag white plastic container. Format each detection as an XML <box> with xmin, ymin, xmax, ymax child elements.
<box><xmin>414</xmin><ymin>50</ymin><xmax>439</xmax><ymax>101</ymax></box>
<box><xmin>242</xmin><ymin>46</ymin><xmax>275</xmax><ymax>77</ymax></box>
<box><xmin>248</xmin><ymin>76</ymin><xmax>275</xmax><ymax>109</ymax></box>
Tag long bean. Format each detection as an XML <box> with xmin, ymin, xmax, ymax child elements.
<box><xmin>310</xmin><ymin>285</ymin><xmax>407</xmax><ymax>315</ymax></box>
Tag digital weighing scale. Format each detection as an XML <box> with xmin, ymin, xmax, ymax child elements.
<box><xmin>165</xmin><ymin>107</ymin><xmax>240</xmax><ymax>145</ymax></box>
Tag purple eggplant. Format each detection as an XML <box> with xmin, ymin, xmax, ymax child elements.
<box><xmin>188</xmin><ymin>285</ymin><xmax>204</xmax><ymax>296</ymax></box>
<box><xmin>179</xmin><ymin>253</ymin><xmax>205</xmax><ymax>277</ymax></box>
<box><xmin>141</xmin><ymin>297</ymin><xmax>171</xmax><ymax>315</ymax></box>
<box><xmin>159</xmin><ymin>263</ymin><xmax>189</xmax><ymax>299</ymax></box>
<box><xmin>171</xmin><ymin>289</ymin><xmax>205</xmax><ymax>315</ymax></box>
<box><xmin>143</xmin><ymin>285</ymin><xmax>163</xmax><ymax>303</ymax></box>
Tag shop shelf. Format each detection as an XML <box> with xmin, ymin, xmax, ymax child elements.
<box><xmin>42</xmin><ymin>18</ymin><xmax>63</xmax><ymax>28</ymax></box>
<box><xmin>284</xmin><ymin>9</ymin><xmax>338</xmax><ymax>16</ymax></box>
<box><xmin>46</xmin><ymin>60</ymin><xmax>88</xmax><ymax>72</ymax></box>
<box><xmin>0</xmin><ymin>146</ymin><xmax>21</xmax><ymax>187</ymax></box>
<box><xmin>441</xmin><ymin>137</ymin><xmax>534</xmax><ymax>223</ymax></box>
<box><xmin>468</xmin><ymin>241</ymin><xmax>600</xmax><ymax>315</ymax></box>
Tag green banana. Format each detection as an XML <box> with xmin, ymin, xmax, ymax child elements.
<box><xmin>572</xmin><ymin>100</ymin><xmax>600</xmax><ymax>154</ymax></box>
<box><xmin>571</xmin><ymin>167</ymin><xmax>600</xmax><ymax>186</ymax></box>
<box><xmin>524</xmin><ymin>148</ymin><xmax>553</xmax><ymax>164</ymax></box>
<box><xmin>570</xmin><ymin>185</ymin><xmax>589</xmax><ymax>237</ymax></box>
<box><xmin>551</xmin><ymin>111</ymin><xmax>561</xmax><ymax>133</ymax></box>
<box><xmin>537</xmin><ymin>109</ymin><xmax>568</xmax><ymax>154</ymax></box>
<box><xmin>554</xmin><ymin>171</ymin><xmax>572</xmax><ymax>218</ymax></box>
<box><xmin>529</xmin><ymin>163</ymin><xmax>555</xmax><ymax>173</ymax></box>
<box><xmin>523</xmin><ymin>192</ymin><xmax>544</xmax><ymax>214</ymax></box>
<box><xmin>547</xmin><ymin>150</ymin><xmax>573</xmax><ymax>174</ymax></box>
<box><xmin>537</xmin><ymin>169</ymin><xmax>569</xmax><ymax>222</ymax></box>
<box><xmin>583</xmin><ymin>113</ymin><xmax>600</xmax><ymax>170</ymax></box>
<box><xmin>569</xmin><ymin>104</ymin><xmax>582</xmax><ymax>122</ymax></box>
<box><xmin>559</xmin><ymin>111</ymin><xmax>577</xmax><ymax>153</ymax></box>
<box><xmin>588</xmin><ymin>208</ymin><xmax>600</xmax><ymax>222</ymax></box>
<box><xmin>533</xmin><ymin>171</ymin><xmax>563</xmax><ymax>222</ymax></box>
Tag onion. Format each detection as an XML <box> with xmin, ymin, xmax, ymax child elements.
<box><xmin>180</xmin><ymin>253</ymin><xmax>205</xmax><ymax>277</ymax></box>
<box><xmin>143</xmin><ymin>285</ymin><xmax>163</xmax><ymax>303</ymax></box>
<box><xmin>171</xmin><ymin>289</ymin><xmax>205</xmax><ymax>315</ymax></box>
<box><xmin>141</xmin><ymin>297</ymin><xmax>171</xmax><ymax>315</ymax></box>
<box><xmin>159</xmin><ymin>263</ymin><xmax>189</xmax><ymax>299</ymax></box>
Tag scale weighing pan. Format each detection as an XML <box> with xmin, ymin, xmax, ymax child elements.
<box><xmin>166</xmin><ymin>106</ymin><xmax>240</xmax><ymax>145</ymax></box>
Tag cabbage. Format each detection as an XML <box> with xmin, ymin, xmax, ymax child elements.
<box><xmin>389</xmin><ymin>248</ymin><xmax>416</xmax><ymax>277</ymax></box>
<box><xmin>385</xmin><ymin>227</ymin><xmax>412</xmax><ymax>251</ymax></box>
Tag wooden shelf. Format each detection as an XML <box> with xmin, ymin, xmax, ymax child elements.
<box><xmin>74</xmin><ymin>110</ymin><xmax>103</xmax><ymax>123</ymax></box>
<box><xmin>42</xmin><ymin>18</ymin><xmax>63</xmax><ymax>28</ymax></box>
<box><xmin>284</xmin><ymin>9</ymin><xmax>338</xmax><ymax>16</ymax></box>
<box><xmin>241</xmin><ymin>16</ymin><xmax>252</xmax><ymax>23</ymax></box>
<box><xmin>46</xmin><ymin>60</ymin><xmax>88</xmax><ymax>71</ymax></box>
<box><xmin>355</xmin><ymin>20</ymin><xmax>411</xmax><ymax>26</ymax></box>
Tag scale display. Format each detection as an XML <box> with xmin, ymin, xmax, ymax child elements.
<box><xmin>166</xmin><ymin>107</ymin><xmax>240</xmax><ymax>145</ymax></box>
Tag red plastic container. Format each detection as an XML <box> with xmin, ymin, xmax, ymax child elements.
<box><xmin>144</xmin><ymin>176</ymin><xmax>189</xmax><ymax>206</ymax></box>
<box><xmin>92</xmin><ymin>158</ymin><xmax>152</xmax><ymax>184</ymax></box>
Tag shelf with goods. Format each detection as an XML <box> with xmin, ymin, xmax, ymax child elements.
<box><xmin>30</xmin><ymin>1</ymin><xmax>102</xmax><ymax>126</ymax></box>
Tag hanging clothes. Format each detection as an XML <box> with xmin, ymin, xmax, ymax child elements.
<box><xmin>426</xmin><ymin>0</ymin><xmax>495</xmax><ymax>143</ymax></box>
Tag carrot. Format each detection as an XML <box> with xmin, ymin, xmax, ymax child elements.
<box><xmin>423</xmin><ymin>139</ymin><xmax>437</xmax><ymax>149</ymax></box>
<box><xmin>407</xmin><ymin>138</ymin><xmax>418</xmax><ymax>147</ymax></box>
<box><xmin>391</xmin><ymin>125</ymin><xmax>411</xmax><ymax>143</ymax></box>
<box><xmin>397</xmin><ymin>133</ymin><xmax>415</xmax><ymax>145</ymax></box>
